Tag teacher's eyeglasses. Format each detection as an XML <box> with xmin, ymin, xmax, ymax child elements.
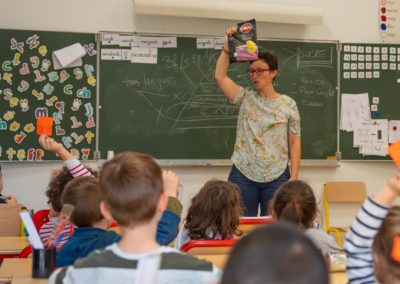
<box><xmin>246</xmin><ymin>68</ymin><xmax>271</xmax><ymax>76</ymax></box>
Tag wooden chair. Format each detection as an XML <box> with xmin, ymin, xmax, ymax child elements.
<box><xmin>180</xmin><ymin>240</ymin><xmax>237</xmax><ymax>269</ymax></box>
<box><xmin>323</xmin><ymin>181</ymin><xmax>366</xmax><ymax>247</ymax></box>
<box><xmin>0</xmin><ymin>204</ymin><xmax>22</xmax><ymax>236</ymax></box>
<box><xmin>237</xmin><ymin>217</ymin><xmax>275</xmax><ymax>236</ymax></box>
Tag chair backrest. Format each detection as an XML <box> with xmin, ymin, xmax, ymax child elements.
<box><xmin>323</xmin><ymin>181</ymin><xmax>366</xmax><ymax>230</ymax></box>
<box><xmin>180</xmin><ymin>240</ymin><xmax>236</xmax><ymax>269</ymax></box>
<box><xmin>324</xmin><ymin>181</ymin><xmax>366</xmax><ymax>203</ymax></box>
<box><xmin>238</xmin><ymin>217</ymin><xmax>275</xmax><ymax>236</ymax></box>
<box><xmin>31</xmin><ymin>209</ymin><xmax>50</xmax><ymax>232</ymax></box>
<box><xmin>0</xmin><ymin>204</ymin><xmax>22</xmax><ymax>236</ymax></box>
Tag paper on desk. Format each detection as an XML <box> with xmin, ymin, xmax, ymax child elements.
<box><xmin>19</xmin><ymin>211</ymin><xmax>44</xmax><ymax>249</ymax></box>
<box><xmin>389</xmin><ymin>120</ymin><xmax>400</xmax><ymax>143</ymax></box>
<box><xmin>52</xmin><ymin>43</ymin><xmax>87</xmax><ymax>70</ymax></box>
<box><xmin>340</xmin><ymin>93</ymin><xmax>370</xmax><ymax>132</ymax></box>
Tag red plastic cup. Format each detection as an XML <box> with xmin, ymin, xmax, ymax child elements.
<box><xmin>36</xmin><ymin>117</ymin><xmax>53</xmax><ymax>136</ymax></box>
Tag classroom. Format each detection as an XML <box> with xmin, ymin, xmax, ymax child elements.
<box><xmin>1</xmin><ymin>0</ymin><xmax>400</xmax><ymax>283</ymax></box>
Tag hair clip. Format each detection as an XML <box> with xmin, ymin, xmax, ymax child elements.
<box><xmin>391</xmin><ymin>235</ymin><xmax>400</xmax><ymax>262</ymax></box>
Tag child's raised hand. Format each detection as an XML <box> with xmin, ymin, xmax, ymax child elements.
<box><xmin>388</xmin><ymin>173</ymin><xmax>400</xmax><ymax>195</ymax></box>
<box><xmin>162</xmin><ymin>170</ymin><xmax>180</xmax><ymax>198</ymax></box>
<box><xmin>39</xmin><ymin>135</ymin><xmax>63</xmax><ymax>152</ymax></box>
<box><xmin>38</xmin><ymin>135</ymin><xmax>72</xmax><ymax>161</ymax></box>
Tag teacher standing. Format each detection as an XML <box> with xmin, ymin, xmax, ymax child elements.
<box><xmin>215</xmin><ymin>27</ymin><xmax>301</xmax><ymax>216</ymax></box>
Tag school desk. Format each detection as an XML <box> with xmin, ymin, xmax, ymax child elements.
<box><xmin>0</xmin><ymin>258</ymin><xmax>47</xmax><ymax>284</ymax></box>
<box><xmin>0</xmin><ymin>237</ymin><xmax>28</xmax><ymax>258</ymax></box>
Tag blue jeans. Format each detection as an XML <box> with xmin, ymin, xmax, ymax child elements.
<box><xmin>228</xmin><ymin>164</ymin><xmax>290</xmax><ymax>216</ymax></box>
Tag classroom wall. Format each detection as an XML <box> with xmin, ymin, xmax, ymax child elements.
<box><xmin>1</xmin><ymin>0</ymin><xmax>396</xmax><ymax>228</ymax></box>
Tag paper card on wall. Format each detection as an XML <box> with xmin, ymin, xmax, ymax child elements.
<box><xmin>371</xmin><ymin>104</ymin><xmax>378</xmax><ymax>111</ymax></box>
<box><xmin>373</xmin><ymin>47</ymin><xmax>380</xmax><ymax>53</ymax></box>
<box><xmin>196</xmin><ymin>38</ymin><xmax>214</xmax><ymax>49</ymax></box>
<box><xmin>358</xmin><ymin>54</ymin><xmax>365</xmax><ymax>61</ymax></box>
<box><xmin>366</xmin><ymin>54</ymin><xmax>372</xmax><ymax>61</ymax></box>
<box><xmin>389</xmin><ymin>120</ymin><xmax>400</xmax><ymax>143</ymax></box>
<box><xmin>343</xmin><ymin>72</ymin><xmax>350</xmax><ymax>79</ymax></box>
<box><xmin>101</xmin><ymin>34</ymin><xmax>121</xmax><ymax>45</ymax></box>
<box><xmin>390</xmin><ymin>63</ymin><xmax>397</xmax><ymax>70</ymax></box>
<box><xmin>373</xmin><ymin>71</ymin><xmax>380</xmax><ymax>78</ymax></box>
<box><xmin>131</xmin><ymin>47</ymin><xmax>157</xmax><ymax>64</ymax></box>
<box><xmin>390</xmin><ymin>47</ymin><xmax>397</xmax><ymax>54</ymax></box>
<box><xmin>101</xmin><ymin>49</ymin><xmax>122</xmax><ymax>60</ymax></box>
<box><xmin>121</xmin><ymin>49</ymin><xmax>131</xmax><ymax>61</ymax></box>
<box><xmin>357</xmin><ymin>46</ymin><xmax>364</xmax><ymax>53</ymax></box>
<box><xmin>358</xmin><ymin>72</ymin><xmax>365</xmax><ymax>79</ymax></box>
<box><xmin>388</xmin><ymin>139</ymin><xmax>400</xmax><ymax>167</ymax></box>
<box><xmin>351</xmin><ymin>72</ymin><xmax>357</xmax><ymax>78</ymax></box>
<box><xmin>340</xmin><ymin>92</ymin><xmax>370</xmax><ymax>132</ymax></box>
<box><xmin>382</xmin><ymin>54</ymin><xmax>388</xmax><ymax>61</ymax></box>
<box><xmin>390</xmin><ymin>55</ymin><xmax>396</xmax><ymax>62</ymax></box>
<box><xmin>382</xmin><ymin>47</ymin><xmax>388</xmax><ymax>54</ymax></box>
<box><xmin>52</xmin><ymin>43</ymin><xmax>86</xmax><ymax>70</ymax></box>
<box><xmin>158</xmin><ymin>37</ymin><xmax>177</xmax><ymax>48</ymax></box>
<box><xmin>350</xmin><ymin>45</ymin><xmax>357</xmax><ymax>53</ymax></box>
<box><xmin>343</xmin><ymin>45</ymin><xmax>350</xmax><ymax>52</ymax></box>
<box><xmin>351</xmin><ymin>54</ymin><xmax>358</xmax><ymax>61</ymax></box>
<box><xmin>373</xmin><ymin>54</ymin><xmax>380</xmax><ymax>61</ymax></box>
<box><xmin>351</xmin><ymin>63</ymin><xmax>357</xmax><ymax>70</ymax></box>
<box><xmin>213</xmin><ymin>37</ymin><xmax>225</xmax><ymax>50</ymax></box>
<box><xmin>372</xmin><ymin>97</ymin><xmax>380</xmax><ymax>104</ymax></box>
<box><xmin>366</xmin><ymin>72</ymin><xmax>372</xmax><ymax>78</ymax></box>
<box><xmin>344</xmin><ymin>54</ymin><xmax>350</xmax><ymax>61</ymax></box>
<box><xmin>365</xmin><ymin>46</ymin><xmax>372</xmax><ymax>53</ymax></box>
<box><xmin>343</xmin><ymin>63</ymin><xmax>350</xmax><ymax>70</ymax></box>
<box><xmin>353</xmin><ymin>119</ymin><xmax>388</xmax><ymax>153</ymax></box>
<box><xmin>119</xmin><ymin>35</ymin><xmax>140</xmax><ymax>47</ymax></box>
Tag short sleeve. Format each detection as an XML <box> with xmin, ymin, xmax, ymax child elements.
<box><xmin>231</xmin><ymin>86</ymin><xmax>246</xmax><ymax>106</ymax></box>
<box><xmin>288</xmin><ymin>99</ymin><xmax>301</xmax><ymax>136</ymax></box>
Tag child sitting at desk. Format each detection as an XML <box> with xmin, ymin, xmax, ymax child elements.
<box><xmin>174</xmin><ymin>180</ymin><xmax>243</xmax><ymax>249</ymax></box>
<box><xmin>49</xmin><ymin>151</ymin><xmax>220</xmax><ymax>284</ymax></box>
<box><xmin>269</xmin><ymin>180</ymin><xmax>342</xmax><ymax>256</ymax></box>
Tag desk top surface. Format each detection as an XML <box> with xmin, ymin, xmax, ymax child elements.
<box><xmin>0</xmin><ymin>258</ymin><xmax>47</xmax><ymax>284</ymax></box>
<box><xmin>0</xmin><ymin>237</ymin><xmax>29</xmax><ymax>254</ymax></box>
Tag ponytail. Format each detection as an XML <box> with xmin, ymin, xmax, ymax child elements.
<box><xmin>280</xmin><ymin>202</ymin><xmax>305</xmax><ymax>229</ymax></box>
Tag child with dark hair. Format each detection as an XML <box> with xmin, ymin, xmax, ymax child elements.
<box><xmin>221</xmin><ymin>222</ymin><xmax>329</xmax><ymax>284</ymax></box>
<box><xmin>39</xmin><ymin>167</ymin><xmax>76</xmax><ymax>246</ymax></box>
<box><xmin>345</xmin><ymin>172</ymin><xmax>400</xmax><ymax>283</ymax></box>
<box><xmin>175</xmin><ymin>180</ymin><xmax>243</xmax><ymax>249</ymax></box>
<box><xmin>50</xmin><ymin>152</ymin><xmax>220</xmax><ymax>284</ymax></box>
<box><xmin>270</xmin><ymin>180</ymin><xmax>341</xmax><ymax>255</ymax></box>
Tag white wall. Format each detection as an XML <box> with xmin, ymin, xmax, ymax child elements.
<box><xmin>0</xmin><ymin>0</ymin><xmax>395</xmax><ymax>228</ymax></box>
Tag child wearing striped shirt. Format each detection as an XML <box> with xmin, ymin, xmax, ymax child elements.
<box><xmin>345</xmin><ymin>172</ymin><xmax>400</xmax><ymax>283</ymax></box>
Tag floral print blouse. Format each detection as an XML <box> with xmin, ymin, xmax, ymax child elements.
<box><xmin>231</xmin><ymin>87</ymin><xmax>301</xmax><ymax>182</ymax></box>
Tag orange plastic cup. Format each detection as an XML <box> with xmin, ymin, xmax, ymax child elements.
<box><xmin>36</xmin><ymin>117</ymin><xmax>54</xmax><ymax>136</ymax></box>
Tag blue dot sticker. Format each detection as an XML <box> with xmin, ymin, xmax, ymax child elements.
<box><xmin>381</xmin><ymin>23</ymin><xmax>387</xmax><ymax>31</ymax></box>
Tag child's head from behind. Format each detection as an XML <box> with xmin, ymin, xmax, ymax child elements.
<box><xmin>61</xmin><ymin>176</ymin><xmax>103</xmax><ymax>227</ymax></box>
<box><xmin>372</xmin><ymin>206</ymin><xmax>400</xmax><ymax>282</ymax></box>
<box><xmin>221</xmin><ymin>222</ymin><xmax>329</xmax><ymax>284</ymax></box>
<box><xmin>46</xmin><ymin>167</ymin><xmax>74</xmax><ymax>213</ymax></box>
<box><xmin>270</xmin><ymin>180</ymin><xmax>317</xmax><ymax>229</ymax></box>
<box><xmin>185</xmin><ymin>180</ymin><xmax>243</xmax><ymax>240</ymax></box>
<box><xmin>100</xmin><ymin>152</ymin><xmax>164</xmax><ymax>228</ymax></box>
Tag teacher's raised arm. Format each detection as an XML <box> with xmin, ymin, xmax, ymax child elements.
<box><xmin>215</xmin><ymin>25</ymin><xmax>301</xmax><ymax>217</ymax></box>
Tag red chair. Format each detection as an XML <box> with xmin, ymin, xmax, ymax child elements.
<box><xmin>19</xmin><ymin>245</ymin><xmax>32</xmax><ymax>258</ymax></box>
<box><xmin>180</xmin><ymin>240</ymin><xmax>237</xmax><ymax>269</ymax></box>
<box><xmin>238</xmin><ymin>217</ymin><xmax>275</xmax><ymax>235</ymax></box>
<box><xmin>31</xmin><ymin>209</ymin><xmax>50</xmax><ymax>231</ymax></box>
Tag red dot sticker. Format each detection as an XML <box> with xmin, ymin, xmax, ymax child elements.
<box><xmin>394</xmin><ymin>126</ymin><xmax>397</xmax><ymax>131</ymax></box>
<box><xmin>381</xmin><ymin>7</ymin><xmax>386</xmax><ymax>13</ymax></box>
<box><xmin>381</xmin><ymin>15</ymin><xmax>387</xmax><ymax>21</ymax></box>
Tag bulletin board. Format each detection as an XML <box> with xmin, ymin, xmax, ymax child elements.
<box><xmin>0</xmin><ymin>29</ymin><xmax>97</xmax><ymax>161</ymax></box>
<box><xmin>340</xmin><ymin>43</ymin><xmax>400</xmax><ymax>160</ymax></box>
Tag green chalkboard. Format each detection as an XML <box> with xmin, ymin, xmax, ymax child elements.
<box><xmin>0</xmin><ymin>29</ymin><xmax>97</xmax><ymax>161</ymax></box>
<box><xmin>340</xmin><ymin>43</ymin><xmax>400</xmax><ymax>160</ymax></box>
<box><xmin>99</xmin><ymin>35</ymin><xmax>338</xmax><ymax>160</ymax></box>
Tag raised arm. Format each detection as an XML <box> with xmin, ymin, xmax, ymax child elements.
<box><xmin>214</xmin><ymin>27</ymin><xmax>240</xmax><ymax>101</ymax></box>
<box><xmin>39</xmin><ymin>135</ymin><xmax>92</xmax><ymax>178</ymax></box>
<box><xmin>156</xmin><ymin>170</ymin><xmax>182</xmax><ymax>245</ymax></box>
